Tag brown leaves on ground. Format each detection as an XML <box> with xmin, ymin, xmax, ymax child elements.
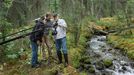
<box><xmin>65</xmin><ymin>66</ymin><xmax>79</xmax><ymax>75</ymax></box>
<box><xmin>100</xmin><ymin>17</ymin><xmax>116</xmax><ymax>23</ymax></box>
<box><xmin>89</xmin><ymin>22</ymin><xmax>106</xmax><ymax>31</ymax></box>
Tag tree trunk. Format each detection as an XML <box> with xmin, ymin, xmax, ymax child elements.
<box><xmin>91</xmin><ymin>0</ymin><xmax>94</xmax><ymax>16</ymax></box>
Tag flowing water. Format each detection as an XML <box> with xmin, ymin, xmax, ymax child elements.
<box><xmin>88</xmin><ymin>35</ymin><xmax>134</xmax><ymax>75</ymax></box>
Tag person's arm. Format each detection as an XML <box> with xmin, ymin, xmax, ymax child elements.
<box><xmin>58</xmin><ymin>19</ymin><xmax>67</xmax><ymax>28</ymax></box>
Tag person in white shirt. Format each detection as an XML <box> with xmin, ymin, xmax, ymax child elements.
<box><xmin>53</xmin><ymin>14</ymin><xmax>68</xmax><ymax>67</ymax></box>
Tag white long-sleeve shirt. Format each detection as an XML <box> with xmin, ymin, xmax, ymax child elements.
<box><xmin>55</xmin><ymin>19</ymin><xmax>67</xmax><ymax>39</ymax></box>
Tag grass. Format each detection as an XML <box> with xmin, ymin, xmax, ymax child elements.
<box><xmin>108</xmin><ymin>32</ymin><xmax>134</xmax><ymax>60</ymax></box>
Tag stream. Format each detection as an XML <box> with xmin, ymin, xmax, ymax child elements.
<box><xmin>80</xmin><ymin>35</ymin><xmax>134</xmax><ymax>75</ymax></box>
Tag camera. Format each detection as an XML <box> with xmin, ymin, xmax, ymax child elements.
<box><xmin>53</xmin><ymin>22</ymin><xmax>58</xmax><ymax>27</ymax></box>
<box><xmin>52</xmin><ymin>30</ymin><xmax>57</xmax><ymax>35</ymax></box>
<box><xmin>52</xmin><ymin>21</ymin><xmax>58</xmax><ymax>35</ymax></box>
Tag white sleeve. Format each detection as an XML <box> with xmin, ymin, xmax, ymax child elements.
<box><xmin>58</xmin><ymin>19</ymin><xmax>67</xmax><ymax>28</ymax></box>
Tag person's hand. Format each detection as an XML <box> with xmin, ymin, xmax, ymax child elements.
<box><xmin>37</xmin><ymin>40</ymin><xmax>42</xmax><ymax>46</ymax></box>
<box><xmin>53</xmin><ymin>22</ymin><xmax>58</xmax><ymax>27</ymax></box>
<box><xmin>43</xmin><ymin>19</ymin><xmax>47</xmax><ymax>24</ymax></box>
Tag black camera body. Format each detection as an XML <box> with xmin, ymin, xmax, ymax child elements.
<box><xmin>52</xmin><ymin>30</ymin><xmax>57</xmax><ymax>35</ymax></box>
<box><xmin>52</xmin><ymin>21</ymin><xmax>58</xmax><ymax>35</ymax></box>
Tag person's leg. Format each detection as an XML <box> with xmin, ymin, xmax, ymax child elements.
<box><xmin>31</xmin><ymin>41</ymin><xmax>38</xmax><ymax>67</ymax></box>
<box><xmin>55</xmin><ymin>39</ymin><xmax>62</xmax><ymax>64</ymax></box>
<box><xmin>61</xmin><ymin>37</ymin><xmax>68</xmax><ymax>66</ymax></box>
<box><xmin>42</xmin><ymin>37</ymin><xmax>46</xmax><ymax>60</ymax></box>
<box><xmin>44</xmin><ymin>36</ymin><xmax>52</xmax><ymax>57</ymax></box>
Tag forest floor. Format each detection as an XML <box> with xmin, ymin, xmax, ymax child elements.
<box><xmin>0</xmin><ymin>49</ymin><xmax>79</xmax><ymax>75</ymax></box>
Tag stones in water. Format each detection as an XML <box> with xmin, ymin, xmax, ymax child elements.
<box><xmin>103</xmin><ymin>59</ymin><xmax>113</xmax><ymax>68</ymax></box>
<box><xmin>84</xmin><ymin>64</ymin><xmax>91</xmax><ymax>70</ymax></box>
<box><xmin>122</xmin><ymin>66</ymin><xmax>127</xmax><ymax>71</ymax></box>
<box><xmin>130</xmin><ymin>62</ymin><xmax>134</xmax><ymax>68</ymax></box>
<box><xmin>79</xmin><ymin>55</ymin><xmax>96</xmax><ymax>73</ymax></box>
<box><xmin>120</xmin><ymin>61</ymin><xmax>129</xmax><ymax>66</ymax></box>
<box><xmin>88</xmin><ymin>65</ymin><xmax>95</xmax><ymax>73</ymax></box>
<box><xmin>95</xmin><ymin>61</ymin><xmax>105</xmax><ymax>70</ymax></box>
<box><xmin>94</xmin><ymin>59</ymin><xmax>113</xmax><ymax>71</ymax></box>
<box><xmin>97</xmin><ymin>36</ymin><xmax>106</xmax><ymax>41</ymax></box>
<box><xmin>108</xmin><ymin>48</ymin><xmax>113</xmax><ymax>51</ymax></box>
<box><xmin>101</xmin><ymin>70</ymin><xmax>113</xmax><ymax>75</ymax></box>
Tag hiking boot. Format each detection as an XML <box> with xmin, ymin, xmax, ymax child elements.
<box><xmin>31</xmin><ymin>64</ymin><xmax>40</xmax><ymax>68</ymax></box>
<box><xmin>37</xmin><ymin>61</ymin><xmax>41</xmax><ymax>65</ymax></box>
<box><xmin>57</xmin><ymin>51</ymin><xmax>62</xmax><ymax>64</ymax></box>
<box><xmin>64</xmin><ymin>63</ymin><xmax>69</xmax><ymax>67</ymax></box>
<box><xmin>63</xmin><ymin>54</ymin><xmax>68</xmax><ymax>67</ymax></box>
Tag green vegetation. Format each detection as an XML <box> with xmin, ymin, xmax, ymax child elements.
<box><xmin>1</xmin><ymin>0</ymin><xmax>134</xmax><ymax>75</ymax></box>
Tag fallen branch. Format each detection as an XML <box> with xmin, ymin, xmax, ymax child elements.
<box><xmin>0</xmin><ymin>26</ymin><xmax>33</xmax><ymax>40</ymax></box>
<box><xmin>0</xmin><ymin>29</ymin><xmax>42</xmax><ymax>45</ymax></box>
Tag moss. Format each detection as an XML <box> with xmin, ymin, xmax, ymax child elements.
<box><xmin>127</xmin><ymin>51</ymin><xmax>134</xmax><ymax>60</ymax></box>
<box><xmin>80</xmin><ymin>71</ymin><xmax>87</xmax><ymax>75</ymax></box>
<box><xmin>88</xmin><ymin>66</ymin><xmax>95</xmax><ymax>73</ymax></box>
<box><xmin>79</xmin><ymin>56</ymin><xmax>90</xmax><ymax>63</ymax></box>
<box><xmin>108</xmin><ymin>34</ymin><xmax>134</xmax><ymax>60</ymax></box>
<box><xmin>83</xmin><ymin>58</ymin><xmax>91</xmax><ymax>64</ymax></box>
<box><xmin>103</xmin><ymin>59</ymin><xmax>113</xmax><ymax>68</ymax></box>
